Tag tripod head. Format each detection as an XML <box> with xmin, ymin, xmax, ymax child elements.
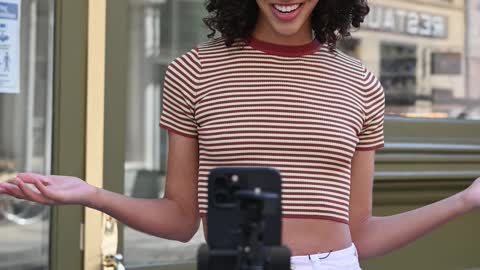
<box><xmin>235</xmin><ymin>189</ymin><xmax>279</xmax><ymax>270</ymax></box>
<box><xmin>198</xmin><ymin>167</ymin><xmax>291</xmax><ymax>270</ymax></box>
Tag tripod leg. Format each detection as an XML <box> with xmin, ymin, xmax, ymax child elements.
<box><xmin>266</xmin><ymin>246</ymin><xmax>291</xmax><ymax>270</ymax></box>
<box><xmin>197</xmin><ymin>244</ymin><xmax>210</xmax><ymax>270</ymax></box>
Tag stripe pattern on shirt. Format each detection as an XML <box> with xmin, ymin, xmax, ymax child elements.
<box><xmin>160</xmin><ymin>38</ymin><xmax>385</xmax><ymax>224</ymax></box>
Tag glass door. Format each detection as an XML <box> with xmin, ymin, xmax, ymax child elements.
<box><xmin>123</xmin><ymin>0</ymin><xmax>207</xmax><ymax>268</ymax></box>
<box><xmin>102</xmin><ymin>0</ymin><xmax>211</xmax><ymax>269</ymax></box>
<box><xmin>0</xmin><ymin>1</ymin><xmax>54</xmax><ymax>269</ymax></box>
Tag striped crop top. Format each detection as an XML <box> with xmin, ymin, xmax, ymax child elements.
<box><xmin>159</xmin><ymin>37</ymin><xmax>385</xmax><ymax>224</ymax></box>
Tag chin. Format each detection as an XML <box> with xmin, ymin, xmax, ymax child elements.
<box><xmin>272</xmin><ymin>24</ymin><xmax>304</xmax><ymax>37</ymax></box>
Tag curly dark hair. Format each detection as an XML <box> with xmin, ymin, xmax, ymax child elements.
<box><xmin>203</xmin><ymin>0</ymin><xmax>370</xmax><ymax>48</ymax></box>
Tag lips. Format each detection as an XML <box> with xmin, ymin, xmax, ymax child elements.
<box><xmin>271</xmin><ymin>3</ymin><xmax>304</xmax><ymax>22</ymax></box>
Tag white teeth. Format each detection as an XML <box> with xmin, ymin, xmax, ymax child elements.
<box><xmin>273</xmin><ymin>4</ymin><xmax>300</xmax><ymax>13</ymax></box>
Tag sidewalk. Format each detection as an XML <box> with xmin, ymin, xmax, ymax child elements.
<box><xmin>0</xmin><ymin>218</ymin><xmax>205</xmax><ymax>269</ymax></box>
<box><xmin>0</xmin><ymin>220</ymin><xmax>48</xmax><ymax>270</ymax></box>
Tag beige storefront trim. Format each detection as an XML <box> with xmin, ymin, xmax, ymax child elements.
<box><xmin>84</xmin><ymin>0</ymin><xmax>107</xmax><ymax>269</ymax></box>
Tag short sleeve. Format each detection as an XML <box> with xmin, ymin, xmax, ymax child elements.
<box><xmin>159</xmin><ymin>48</ymin><xmax>201</xmax><ymax>138</ymax></box>
<box><xmin>356</xmin><ymin>69</ymin><xmax>385</xmax><ymax>151</ymax></box>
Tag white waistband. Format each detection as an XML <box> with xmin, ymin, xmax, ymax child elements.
<box><xmin>291</xmin><ymin>244</ymin><xmax>357</xmax><ymax>263</ymax></box>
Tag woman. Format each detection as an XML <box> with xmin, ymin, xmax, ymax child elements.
<box><xmin>1</xmin><ymin>1</ymin><xmax>479</xmax><ymax>269</ymax></box>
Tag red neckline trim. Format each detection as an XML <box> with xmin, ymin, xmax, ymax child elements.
<box><xmin>247</xmin><ymin>36</ymin><xmax>322</xmax><ymax>57</ymax></box>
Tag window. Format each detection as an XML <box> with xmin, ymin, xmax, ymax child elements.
<box><xmin>124</xmin><ymin>0</ymin><xmax>208</xmax><ymax>267</ymax></box>
<box><xmin>380</xmin><ymin>43</ymin><xmax>418</xmax><ymax>107</ymax></box>
<box><xmin>347</xmin><ymin>0</ymin><xmax>480</xmax><ymax>119</ymax></box>
<box><xmin>0</xmin><ymin>1</ymin><xmax>55</xmax><ymax>269</ymax></box>
<box><xmin>431</xmin><ymin>52</ymin><xmax>462</xmax><ymax>75</ymax></box>
<box><xmin>122</xmin><ymin>0</ymin><xmax>480</xmax><ymax>267</ymax></box>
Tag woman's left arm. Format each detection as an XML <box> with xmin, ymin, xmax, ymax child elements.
<box><xmin>348</xmin><ymin>150</ymin><xmax>480</xmax><ymax>260</ymax></box>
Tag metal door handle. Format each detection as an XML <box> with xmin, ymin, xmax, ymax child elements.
<box><xmin>103</xmin><ymin>254</ymin><xmax>125</xmax><ymax>270</ymax></box>
<box><xmin>101</xmin><ymin>214</ymin><xmax>123</xmax><ymax>270</ymax></box>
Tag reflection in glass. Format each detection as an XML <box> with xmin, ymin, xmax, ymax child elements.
<box><xmin>352</xmin><ymin>0</ymin><xmax>480</xmax><ymax>119</ymax></box>
<box><xmin>0</xmin><ymin>0</ymin><xmax>54</xmax><ymax>269</ymax></box>
<box><xmin>123</xmin><ymin>0</ymin><xmax>480</xmax><ymax>267</ymax></box>
<box><xmin>125</xmin><ymin>0</ymin><xmax>208</xmax><ymax>267</ymax></box>
<box><xmin>380</xmin><ymin>43</ymin><xmax>418</xmax><ymax>106</ymax></box>
<box><xmin>431</xmin><ymin>52</ymin><xmax>462</xmax><ymax>75</ymax></box>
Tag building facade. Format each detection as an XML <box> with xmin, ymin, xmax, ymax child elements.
<box><xmin>344</xmin><ymin>0</ymin><xmax>472</xmax><ymax>119</ymax></box>
<box><xmin>0</xmin><ymin>1</ymin><xmax>479</xmax><ymax>270</ymax></box>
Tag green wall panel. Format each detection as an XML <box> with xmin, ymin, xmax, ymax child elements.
<box><xmin>50</xmin><ymin>1</ymin><xmax>88</xmax><ymax>270</ymax></box>
<box><xmin>363</xmin><ymin>205</ymin><xmax>480</xmax><ymax>270</ymax></box>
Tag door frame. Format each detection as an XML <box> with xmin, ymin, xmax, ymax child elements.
<box><xmin>50</xmin><ymin>1</ymin><xmax>88</xmax><ymax>270</ymax></box>
<box><xmin>103</xmin><ymin>0</ymin><xmax>128</xmax><ymax>261</ymax></box>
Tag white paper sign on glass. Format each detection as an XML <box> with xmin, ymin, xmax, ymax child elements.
<box><xmin>0</xmin><ymin>0</ymin><xmax>20</xmax><ymax>94</ymax></box>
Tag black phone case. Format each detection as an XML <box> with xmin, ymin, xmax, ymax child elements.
<box><xmin>207</xmin><ymin>167</ymin><xmax>282</xmax><ymax>249</ymax></box>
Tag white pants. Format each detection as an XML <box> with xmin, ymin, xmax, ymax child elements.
<box><xmin>290</xmin><ymin>244</ymin><xmax>362</xmax><ymax>270</ymax></box>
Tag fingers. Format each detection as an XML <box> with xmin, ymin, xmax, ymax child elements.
<box><xmin>16</xmin><ymin>173</ymin><xmax>51</xmax><ymax>185</ymax></box>
<box><xmin>0</xmin><ymin>182</ymin><xmax>26</xmax><ymax>199</ymax></box>
<box><xmin>15</xmin><ymin>178</ymin><xmax>56</xmax><ymax>205</ymax></box>
<box><xmin>0</xmin><ymin>176</ymin><xmax>57</xmax><ymax>205</ymax></box>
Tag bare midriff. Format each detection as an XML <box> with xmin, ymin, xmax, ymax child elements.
<box><xmin>201</xmin><ymin>217</ymin><xmax>352</xmax><ymax>256</ymax></box>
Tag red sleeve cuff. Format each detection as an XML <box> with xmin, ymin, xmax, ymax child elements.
<box><xmin>355</xmin><ymin>143</ymin><xmax>384</xmax><ymax>151</ymax></box>
<box><xmin>159</xmin><ymin>123</ymin><xmax>198</xmax><ymax>139</ymax></box>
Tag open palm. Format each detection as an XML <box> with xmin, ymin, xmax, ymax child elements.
<box><xmin>0</xmin><ymin>173</ymin><xmax>97</xmax><ymax>206</ymax></box>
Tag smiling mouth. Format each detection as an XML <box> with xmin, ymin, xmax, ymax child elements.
<box><xmin>272</xmin><ymin>3</ymin><xmax>303</xmax><ymax>14</ymax></box>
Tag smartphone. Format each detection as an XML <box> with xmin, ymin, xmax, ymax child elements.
<box><xmin>207</xmin><ymin>167</ymin><xmax>282</xmax><ymax>249</ymax></box>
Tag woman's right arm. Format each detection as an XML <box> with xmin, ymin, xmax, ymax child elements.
<box><xmin>90</xmin><ymin>132</ymin><xmax>200</xmax><ymax>242</ymax></box>
<box><xmin>0</xmin><ymin>132</ymin><xmax>200</xmax><ymax>243</ymax></box>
